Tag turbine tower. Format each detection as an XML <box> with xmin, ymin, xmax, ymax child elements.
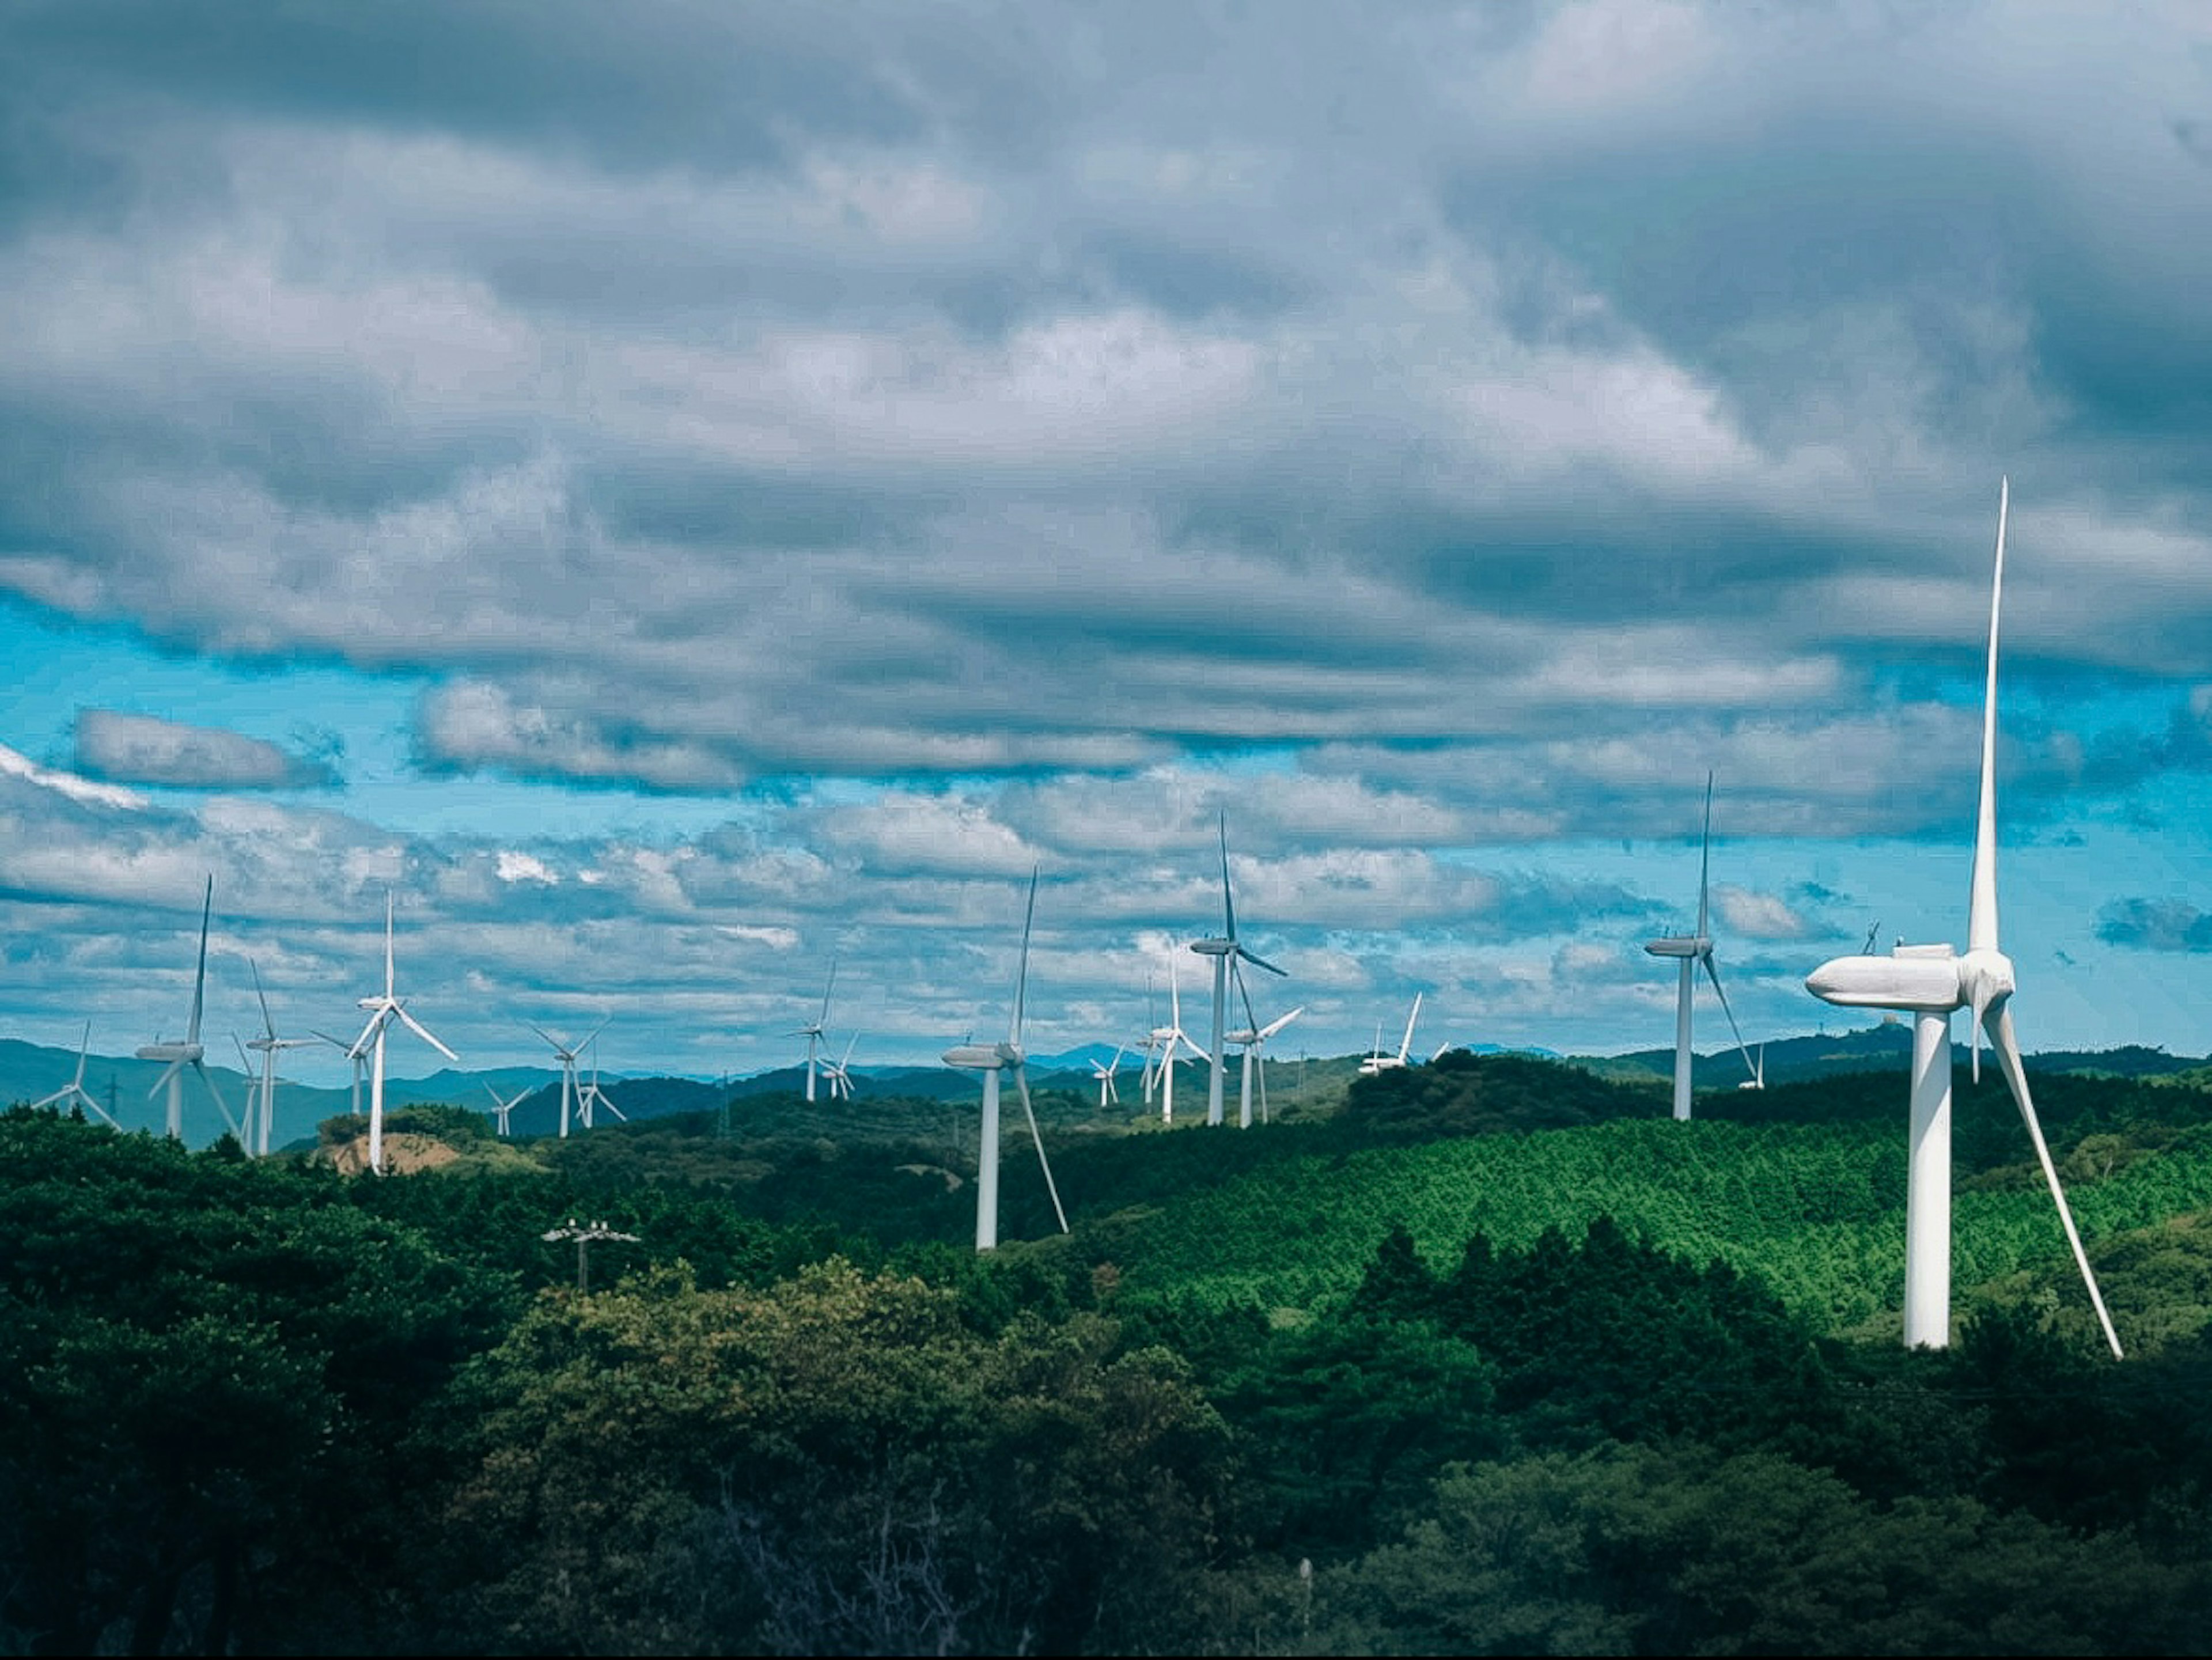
<box><xmin>791</xmin><ymin>960</ymin><xmax>837</xmax><ymax>1103</ymax></box>
<box><xmin>1643</xmin><ymin>775</ymin><xmax>1760</xmax><ymax>1120</ymax></box>
<box><xmin>32</xmin><ymin>1022</ymin><xmax>120</xmax><ymax>1127</ymax></box>
<box><xmin>135</xmin><ymin>876</ymin><xmax>236</xmax><ymax>1142</ymax></box>
<box><xmin>942</xmin><ymin>869</ymin><xmax>1069</xmax><ymax>1252</ymax></box>
<box><xmin>1188</xmin><ymin>815</ymin><xmax>1285</xmax><ymax>1126</ymax></box>
<box><xmin>1805</xmin><ymin>479</ymin><xmax>2122</xmax><ymax>1358</ymax></box>
<box><xmin>347</xmin><ymin>890</ymin><xmax>457</xmax><ymax>1175</ymax></box>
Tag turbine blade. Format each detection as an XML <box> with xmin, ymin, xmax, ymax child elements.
<box><xmin>1399</xmin><ymin>991</ymin><xmax>1423</xmax><ymax>1062</ymax></box>
<box><xmin>1700</xmin><ymin>957</ymin><xmax>1759</xmax><ymax>1085</ymax></box>
<box><xmin>1237</xmin><ymin>944</ymin><xmax>1288</xmax><ymax>977</ymax></box>
<box><xmin>1261</xmin><ymin>1006</ymin><xmax>1304</xmax><ymax>1040</ymax></box>
<box><xmin>1970</xmin><ymin>477</ymin><xmax>2008</xmax><ymax>956</ymax></box>
<box><xmin>188</xmin><ymin>874</ymin><xmax>213</xmax><ymax>1044</ymax></box>
<box><xmin>351</xmin><ymin>1009</ymin><xmax>386</xmax><ymax>1058</ymax></box>
<box><xmin>147</xmin><ymin>1059</ymin><xmax>183</xmax><ymax>1100</ymax></box>
<box><xmin>395</xmin><ymin>1006</ymin><xmax>459</xmax><ymax>1062</ymax></box>
<box><xmin>1010</xmin><ymin>865</ymin><xmax>1039</xmax><ymax>1045</ymax></box>
<box><xmin>1219</xmin><ymin>810</ymin><xmax>1236</xmax><ymax>942</ymax></box>
<box><xmin>1696</xmin><ymin>772</ymin><xmax>1714</xmax><ymax>938</ymax></box>
<box><xmin>1986</xmin><ymin>1002</ymin><xmax>2122</xmax><ymax>1359</ymax></box>
<box><xmin>384</xmin><ymin>889</ymin><xmax>396</xmax><ymax>999</ymax></box>
<box><xmin>193</xmin><ymin>1060</ymin><xmax>238</xmax><ymax>1139</ymax></box>
<box><xmin>251</xmin><ymin>957</ymin><xmax>274</xmax><ymax>1041</ymax></box>
<box><xmin>1013</xmin><ymin>1065</ymin><xmax>1069</xmax><ymax>1235</ymax></box>
<box><xmin>1233</xmin><ymin>956</ymin><xmax>1259</xmax><ymax>1039</ymax></box>
<box><xmin>233</xmin><ymin>1033</ymin><xmax>253</xmax><ymax>1075</ymax></box>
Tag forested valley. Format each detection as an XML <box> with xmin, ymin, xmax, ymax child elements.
<box><xmin>7</xmin><ymin>1052</ymin><xmax>2212</xmax><ymax>1654</ymax></box>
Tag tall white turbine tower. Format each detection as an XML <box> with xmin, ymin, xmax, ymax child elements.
<box><xmin>791</xmin><ymin>961</ymin><xmax>837</xmax><ymax>1102</ymax></box>
<box><xmin>136</xmin><ymin>876</ymin><xmax>236</xmax><ymax>1142</ymax></box>
<box><xmin>1643</xmin><ymin>775</ymin><xmax>1760</xmax><ymax>1120</ymax></box>
<box><xmin>942</xmin><ymin>869</ymin><xmax>1069</xmax><ymax>1252</ymax></box>
<box><xmin>347</xmin><ymin>891</ymin><xmax>458</xmax><ymax>1175</ymax></box>
<box><xmin>32</xmin><ymin>1022</ymin><xmax>120</xmax><ymax>1127</ymax></box>
<box><xmin>1189</xmin><ymin>816</ymin><xmax>1286</xmax><ymax>1127</ymax></box>
<box><xmin>1806</xmin><ymin>479</ymin><xmax>2122</xmax><ymax>1358</ymax></box>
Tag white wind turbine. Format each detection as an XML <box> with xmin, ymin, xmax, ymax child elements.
<box><xmin>1643</xmin><ymin>774</ymin><xmax>1761</xmax><ymax>1120</ymax></box>
<box><xmin>136</xmin><ymin>876</ymin><xmax>237</xmax><ymax>1142</ymax></box>
<box><xmin>1358</xmin><ymin>992</ymin><xmax>1424</xmax><ymax>1076</ymax></box>
<box><xmin>484</xmin><ymin>1083</ymin><xmax>527</xmax><ymax>1136</ymax></box>
<box><xmin>1143</xmin><ymin>947</ymin><xmax>1205</xmax><ymax>1124</ymax></box>
<box><xmin>1091</xmin><ymin>1046</ymin><xmax>1124</xmax><ymax>1109</ymax></box>
<box><xmin>942</xmin><ymin>869</ymin><xmax>1069</xmax><ymax>1252</ymax></box>
<box><xmin>1225</xmin><ymin>967</ymin><xmax>1302</xmax><ymax>1128</ymax></box>
<box><xmin>1806</xmin><ymin>479</ymin><xmax>2122</xmax><ymax>1358</ymax></box>
<box><xmin>528</xmin><ymin>1019</ymin><xmax>608</xmax><ymax>1138</ymax></box>
<box><xmin>1189</xmin><ymin>815</ymin><xmax>1286</xmax><ymax>1127</ymax></box>
<box><xmin>348</xmin><ymin>891</ymin><xmax>458</xmax><ymax>1175</ymax></box>
<box><xmin>32</xmin><ymin>1022</ymin><xmax>119</xmax><ymax>1127</ymax></box>
<box><xmin>821</xmin><ymin>1033</ymin><xmax>859</xmax><ymax>1102</ymax></box>
<box><xmin>238</xmin><ymin>959</ymin><xmax>327</xmax><ymax>1157</ymax></box>
<box><xmin>791</xmin><ymin>960</ymin><xmax>837</xmax><ymax>1103</ymax></box>
<box><xmin>576</xmin><ymin>1036</ymin><xmax>626</xmax><ymax>1127</ymax></box>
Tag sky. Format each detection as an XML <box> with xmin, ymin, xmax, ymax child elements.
<box><xmin>2</xmin><ymin>0</ymin><xmax>2210</xmax><ymax>1087</ymax></box>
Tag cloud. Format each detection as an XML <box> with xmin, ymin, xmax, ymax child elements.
<box><xmin>2095</xmin><ymin>897</ymin><xmax>2212</xmax><ymax>953</ymax></box>
<box><xmin>73</xmin><ymin>708</ymin><xmax>339</xmax><ymax>789</ymax></box>
<box><xmin>1713</xmin><ymin>884</ymin><xmax>1822</xmax><ymax>942</ymax></box>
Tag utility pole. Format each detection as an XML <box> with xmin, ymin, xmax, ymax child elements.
<box><xmin>541</xmin><ymin>1217</ymin><xmax>640</xmax><ymax>1294</ymax></box>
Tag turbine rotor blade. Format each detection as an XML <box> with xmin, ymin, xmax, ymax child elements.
<box><xmin>1986</xmin><ymin>1001</ymin><xmax>2122</xmax><ymax>1359</ymax></box>
<box><xmin>1696</xmin><ymin>772</ymin><xmax>1714</xmax><ymax>938</ymax></box>
<box><xmin>188</xmin><ymin>875</ymin><xmax>213</xmax><ymax>1044</ymax></box>
<box><xmin>1970</xmin><ymin>477</ymin><xmax>2008</xmax><ymax>957</ymax></box>
<box><xmin>1236</xmin><ymin>944</ymin><xmax>1287</xmax><ymax>977</ymax></box>
<box><xmin>1011</xmin><ymin>865</ymin><xmax>1039</xmax><ymax>1045</ymax></box>
<box><xmin>1700</xmin><ymin>957</ymin><xmax>1759</xmax><ymax>1084</ymax></box>
<box><xmin>147</xmin><ymin>1059</ymin><xmax>184</xmax><ymax>1100</ymax></box>
<box><xmin>1260</xmin><ymin>1006</ymin><xmax>1304</xmax><ymax>1041</ymax></box>
<box><xmin>192</xmin><ymin>1060</ymin><xmax>238</xmax><ymax>1139</ymax></box>
<box><xmin>1013</xmin><ymin>1065</ymin><xmax>1069</xmax><ymax>1235</ymax></box>
<box><xmin>395</xmin><ymin>1006</ymin><xmax>459</xmax><ymax>1062</ymax></box>
<box><xmin>249</xmin><ymin>957</ymin><xmax>275</xmax><ymax>1041</ymax></box>
<box><xmin>1218</xmin><ymin>810</ymin><xmax>1236</xmax><ymax>942</ymax></box>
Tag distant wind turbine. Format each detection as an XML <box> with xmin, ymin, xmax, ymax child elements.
<box><xmin>942</xmin><ymin>869</ymin><xmax>1069</xmax><ymax>1251</ymax></box>
<box><xmin>791</xmin><ymin>960</ymin><xmax>837</xmax><ymax>1103</ymax></box>
<box><xmin>1144</xmin><ymin>946</ymin><xmax>1205</xmax><ymax>1124</ymax></box>
<box><xmin>348</xmin><ymin>890</ymin><xmax>457</xmax><ymax>1174</ymax></box>
<box><xmin>240</xmin><ymin>958</ymin><xmax>325</xmax><ymax>1157</ymax></box>
<box><xmin>1358</xmin><ymin>992</ymin><xmax>1423</xmax><ymax>1076</ymax></box>
<box><xmin>1643</xmin><ymin>775</ymin><xmax>1760</xmax><ymax>1119</ymax></box>
<box><xmin>1225</xmin><ymin>965</ymin><xmax>1302</xmax><ymax>1128</ymax></box>
<box><xmin>528</xmin><ymin>1019</ymin><xmax>608</xmax><ymax>1138</ymax></box>
<box><xmin>32</xmin><ymin>1022</ymin><xmax>119</xmax><ymax>1127</ymax></box>
<box><xmin>1189</xmin><ymin>814</ymin><xmax>1286</xmax><ymax>1127</ymax></box>
<box><xmin>1091</xmin><ymin>1045</ymin><xmax>1124</xmax><ymax>1109</ymax></box>
<box><xmin>484</xmin><ymin>1083</ymin><xmax>527</xmax><ymax>1136</ymax></box>
<box><xmin>135</xmin><ymin>876</ymin><xmax>237</xmax><ymax>1142</ymax></box>
<box><xmin>1806</xmin><ymin>479</ymin><xmax>2121</xmax><ymax>1358</ymax></box>
<box><xmin>821</xmin><ymin>1033</ymin><xmax>859</xmax><ymax>1101</ymax></box>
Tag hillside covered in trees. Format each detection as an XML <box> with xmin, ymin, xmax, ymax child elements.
<box><xmin>7</xmin><ymin>1053</ymin><xmax>2212</xmax><ymax>1653</ymax></box>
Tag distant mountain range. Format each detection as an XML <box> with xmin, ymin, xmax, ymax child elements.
<box><xmin>3</xmin><ymin>1028</ymin><xmax>2199</xmax><ymax>1150</ymax></box>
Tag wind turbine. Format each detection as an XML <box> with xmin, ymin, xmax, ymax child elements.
<box><xmin>1358</xmin><ymin>992</ymin><xmax>1424</xmax><ymax>1076</ymax></box>
<box><xmin>1737</xmin><ymin>1044</ymin><xmax>1767</xmax><ymax>1091</ymax></box>
<box><xmin>791</xmin><ymin>960</ymin><xmax>837</xmax><ymax>1103</ymax></box>
<box><xmin>484</xmin><ymin>1083</ymin><xmax>527</xmax><ymax>1136</ymax></box>
<box><xmin>1225</xmin><ymin>967</ymin><xmax>1302</xmax><ymax>1128</ymax></box>
<box><xmin>528</xmin><ymin>1019</ymin><xmax>608</xmax><ymax>1138</ymax></box>
<box><xmin>1189</xmin><ymin>815</ymin><xmax>1286</xmax><ymax>1127</ymax></box>
<box><xmin>1091</xmin><ymin>1045</ymin><xmax>1124</xmax><ymax>1109</ymax></box>
<box><xmin>822</xmin><ymin>1033</ymin><xmax>859</xmax><ymax>1101</ymax></box>
<box><xmin>576</xmin><ymin>1037</ymin><xmax>626</xmax><ymax>1127</ymax></box>
<box><xmin>239</xmin><ymin>959</ymin><xmax>325</xmax><ymax>1157</ymax></box>
<box><xmin>348</xmin><ymin>890</ymin><xmax>458</xmax><ymax>1175</ymax></box>
<box><xmin>1145</xmin><ymin>947</ymin><xmax>1204</xmax><ymax>1124</ymax></box>
<box><xmin>135</xmin><ymin>876</ymin><xmax>236</xmax><ymax>1142</ymax></box>
<box><xmin>32</xmin><ymin>1022</ymin><xmax>119</xmax><ymax>1127</ymax></box>
<box><xmin>942</xmin><ymin>869</ymin><xmax>1069</xmax><ymax>1251</ymax></box>
<box><xmin>1805</xmin><ymin>479</ymin><xmax>2122</xmax><ymax>1358</ymax></box>
<box><xmin>1643</xmin><ymin>775</ymin><xmax>1761</xmax><ymax>1119</ymax></box>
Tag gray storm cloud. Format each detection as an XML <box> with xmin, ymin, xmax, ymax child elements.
<box><xmin>73</xmin><ymin>710</ymin><xmax>339</xmax><ymax>790</ymax></box>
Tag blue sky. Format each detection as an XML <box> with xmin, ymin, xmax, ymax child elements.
<box><xmin>2</xmin><ymin>0</ymin><xmax>2210</xmax><ymax>1085</ymax></box>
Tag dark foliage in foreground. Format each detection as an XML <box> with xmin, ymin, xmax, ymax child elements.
<box><xmin>6</xmin><ymin>1077</ymin><xmax>2212</xmax><ymax>1654</ymax></box>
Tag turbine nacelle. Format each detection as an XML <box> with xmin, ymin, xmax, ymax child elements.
<box><xmin>1805</xmin><ymin>942</ymin><xmax>1973</xmax><ymax>1014</ymax></box>
<box><xmin>1643</xmin><ymin>934</ymin><xmax>1713</xmax><ymax>961</ymax></box>
<box><xmin>135</xmin><ymin>1041</ymin><xmax>203</xmax><ymax>1063</ymax></box>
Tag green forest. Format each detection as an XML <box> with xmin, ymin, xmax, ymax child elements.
<box><xmin>7</xmin><ymin>1052</ymin><xmax>2212</xmax><ymax>1654</ymax></box>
